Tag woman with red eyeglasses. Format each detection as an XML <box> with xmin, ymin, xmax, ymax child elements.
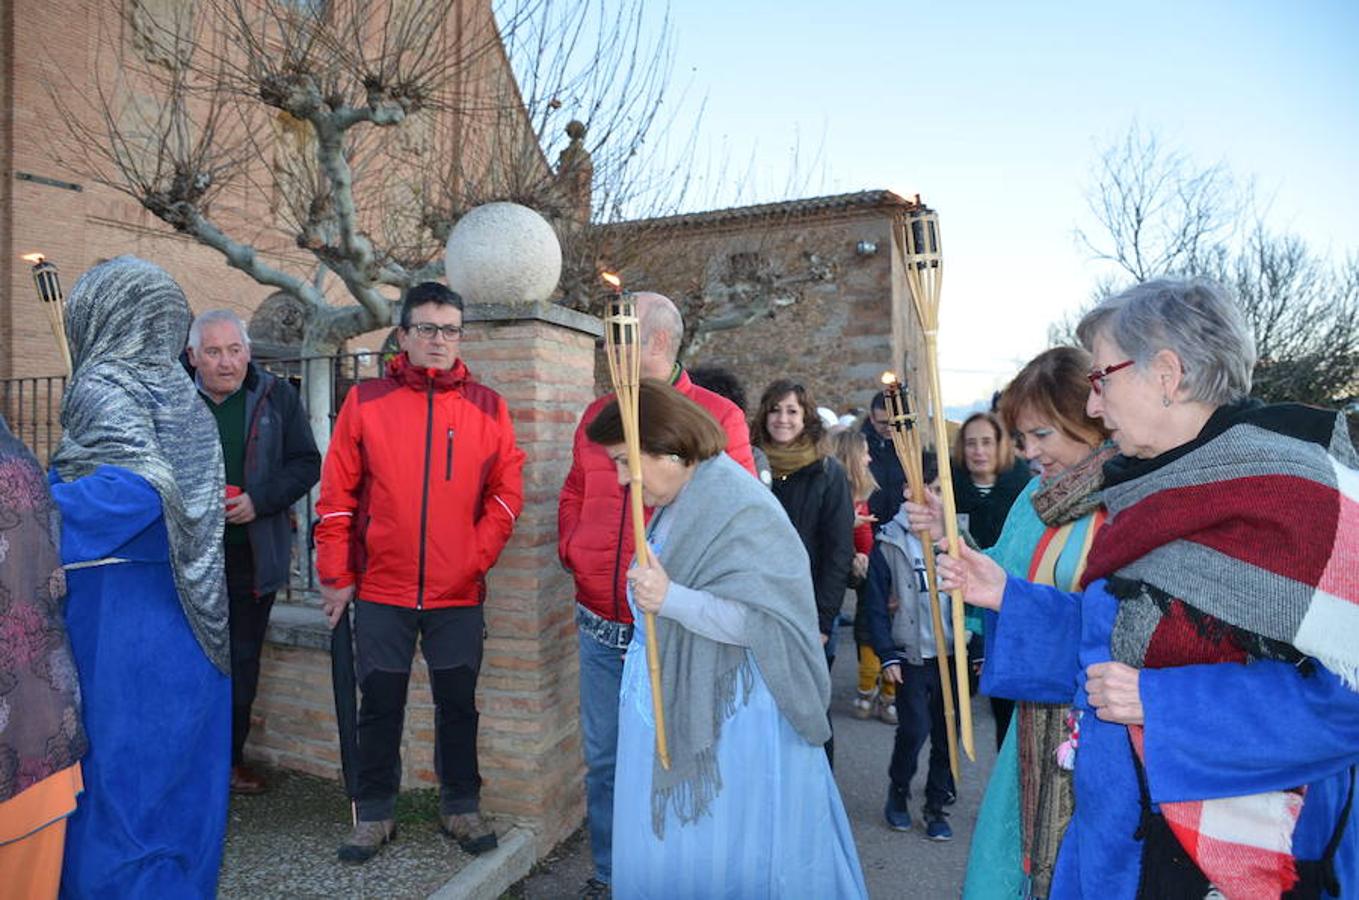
<box><xmin>934</xmin><ymin>278</ymin><xmax>1359</xmax><ymax>900</ymax></box>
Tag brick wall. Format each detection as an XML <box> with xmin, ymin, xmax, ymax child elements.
<box><xmin>2</xmin><ymin>0</ymin><xmax>546</xmax><ymax>380</ymax></box>
<box><xmin>245</xmin><ymin>303</ymin><xmax>599</xmax><ymax>855</ymax></box>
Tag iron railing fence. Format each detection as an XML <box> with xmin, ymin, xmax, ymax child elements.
<box><xmin>1</xmin><ymin>374</ymin><xmax>68</xmax><ymax>466</ymax></box>
<box><xmin>1</xmin><ymin>351</ymin><xmax>388</xmax><ymax>600</ymax></box>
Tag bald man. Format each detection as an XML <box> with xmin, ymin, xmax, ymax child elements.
<box><xmin>557</xmin><ymin>292</ymin><xmax>755</xmax><ymax>894</ymax></box>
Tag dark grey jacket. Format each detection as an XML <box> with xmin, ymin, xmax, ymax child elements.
<box><xmin>864</xmin><ymin>511</ymin><xmax>954</xmax><ymax>667</ymax></box>
<box><xmin>216</xmin><ymin>364</ymin><xmax>321</xmax><ymax>595</ymax></box>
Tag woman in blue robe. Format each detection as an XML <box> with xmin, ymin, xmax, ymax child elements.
<box><xmin>585</xmin><ymin>381</ymin><xmax>866</xmax><ymax>899</ymax></box>
<box><xmin>938</xmin><ymin>278</ymin><xmax>1359</xmax><ymax>899</ymax></box>
<box><xmin>50</xmin><ymin>257</ymin><xmax>231</xmax><ymax>898</ymax></box>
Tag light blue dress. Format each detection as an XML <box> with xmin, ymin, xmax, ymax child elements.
<box><xmin>611</xmin><ymin>514</ymin><xmax>867</xmax><ymax>899</ymax></box>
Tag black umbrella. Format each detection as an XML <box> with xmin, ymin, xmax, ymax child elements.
<box><xmin>331</xmin><ymin>601</ymin><xmax>360</xmax><ymax>824</ymax></box>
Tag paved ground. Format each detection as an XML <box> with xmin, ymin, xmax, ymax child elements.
<box><xmin>218</xmin><ymin>771</ymin><xmax>482</xmax><ymax>899</ymax></box>
<box><xmin>510</xmin><ymin>626</ymin><xmax>1000</xmax><ymax>899</ymax></box>
<box><xmin>217</xmin><ymin>616</ymin><xmax>999</xmax><ymax>899</ymax></box>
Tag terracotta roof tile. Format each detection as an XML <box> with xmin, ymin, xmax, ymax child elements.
<box><xmin>614</xmin><ymin>189</ymin><xmax>924</xmax><ymax>231</ymax></box>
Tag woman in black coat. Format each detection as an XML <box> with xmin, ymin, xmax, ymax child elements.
<box><xmin>951</xmin><ymin>411</ymin><xmax>1031</xmax><ymax>550</ymax></box>
<box><xmin>752</xmin><ymin>379</ymin><xmax>854</xmax><ymax>764</ymax></box>
<box><xmin>952</xmin><ymin>410</ymin><xmax>1031</xmax><ymax>746</ymax></box>
<box><xmin>752</xmin><ymin>380</ymin><xmax>855</xmax><ymax>659</ymax></box>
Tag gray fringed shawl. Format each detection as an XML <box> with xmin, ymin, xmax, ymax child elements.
<box><xmin>51</xmin><ymin>256</ymin><xmax>229</xmax><ymax>672</ymax></box>
<box><xmin>647</xmin><ymin>453</ymin><xmax>831</xmax><ymax>837</ymax></box>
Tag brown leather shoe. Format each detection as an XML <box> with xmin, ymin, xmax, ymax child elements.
<box><xmin>230</xmin><ymin>765</ymin><xmax>267</xmax><ymax>795</ymax></box>
<box><xmin>337</xmin><ymin>819</ymin><xmax>396</xmax><ymax>864</ymax></box>
<box><xmin>439</xmin><ymin>811</ymin><xmax>498</xmax><ymax>855</ymax></box>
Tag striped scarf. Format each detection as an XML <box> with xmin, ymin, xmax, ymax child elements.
<box><xmin>1084</xmin><ymin>400</ymin><xmax>1359</xmax><ymax>898</ymax></box>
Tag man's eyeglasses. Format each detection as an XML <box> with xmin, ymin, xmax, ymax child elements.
<box><xmin>1086</xmin><ymin>359</ymin><xmax>1134</xmax><ymax>395</ymax></box>
<box><xmin>408</xmin><ymin>323</ymin><xmax>464</xmax><ymax>340</ymax></box>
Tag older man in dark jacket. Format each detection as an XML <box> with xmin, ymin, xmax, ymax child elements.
<box><xmin>187</xmin><ymin>310</ymin><xmax>321</xmax><ymax>795</ymax></box>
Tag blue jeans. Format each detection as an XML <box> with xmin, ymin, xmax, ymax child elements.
<box><xmin>579</xmin><ymin>629</ymin><xmax>626</xmax><ymax>883</ymax></box>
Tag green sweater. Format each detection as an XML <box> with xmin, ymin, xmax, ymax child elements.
<box><xmin>206</xmin><ymin>388</ymin><xmax>248</xmax><ymax>545</ymax></box>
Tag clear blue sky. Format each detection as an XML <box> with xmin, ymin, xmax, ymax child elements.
<box><xmin>620</xmin><ymin>1</ymin><xmax>1359</xmax><ymax>405</ymax></box>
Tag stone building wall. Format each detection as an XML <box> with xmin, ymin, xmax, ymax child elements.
<box><xmin>611</xmin><ymin>193</ymin><xmax>930</xmax><ymax>420</ymax></box>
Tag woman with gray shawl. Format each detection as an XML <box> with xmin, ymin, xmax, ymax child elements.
<box><xmin>48</xmin><ymin>257</ymin><xmax>231</xmax><ymax>897</ymax></box>
<box><xmin>587</xmin><ymin>380</ymin><xmax>867</xmax><ymax>899</ymax></box>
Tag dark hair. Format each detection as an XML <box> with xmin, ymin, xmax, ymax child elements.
<box><xmin>585</xmin><ymin>379</ymin><xmax>727</xmax><ymax>463</ymax></box>
<box><xmin>753</xmin><ymin>378</ymin><xmax>824</xmax><ymax>450</ymax></box>
<box><xmin>401</xmin><ymin>282</ymin><xmax>464</xmax><ymax>328</ymax></box>
<box><xmin>921</xmin><ymin>449</ymin><xmax>939</xmax><ymax>485</ymax></box>
<box><xmin>869</xmin><ymin>391</ymin><xmax>888</xmax><ymax>413</ymax></box>
<box><xmin>688</xmin><ymin>365</ymin><xmax>748</xmax><ymax>413</ymax></box>
<box><xmin>997</xmin><ymin>347</ymin><xmax>1109</xmax><ymax>448</ymax></box>
<box><xmin>953</xmin><ymin>411</ymin><xmax>1015</xmax><ymax>474</ymax></box>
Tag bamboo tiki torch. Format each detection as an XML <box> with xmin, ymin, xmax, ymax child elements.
<box><xmin>893</xmin><ymin>203</ymin><xmax>975</xmax><ymax>760</ymax></box>
<box><xmin>601</xmin><ymin>271</ymin><xmax>670</xmax><ymax>770</ymax></box>
<box><xmin>23</xmin><ymin>253</ymin><xmax>72</xmax><ymax>376</ymax></box>
<box><xmin>880</xmin><ymin>371</ymin><xmax>960</xmax><ymax>782</ymax></box>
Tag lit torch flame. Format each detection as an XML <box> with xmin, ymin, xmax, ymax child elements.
<box><xmin>22</xmin><ymin>252</ymin><xmax>45</xmax><ymax>264</ymax></box>
<box><xmin>600</xmin><ymin>271</ymin><xmax>622</xmax><ymax>291</ymax></box>
<box><xmin>881</xmin><ymin>370</ymin><xmax>898</xmax><ymax>386</ymax></box>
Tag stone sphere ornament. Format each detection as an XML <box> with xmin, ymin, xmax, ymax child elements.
<box><xmin>444</xmin><ymin>202</ymin><xmax>562</xmax><ymax>305</ymax></box>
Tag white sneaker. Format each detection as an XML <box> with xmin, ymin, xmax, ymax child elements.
<box><xmin>876</xmin><ymin>696</ymin><xmax>898</xmax><ymax>725</ymax></box>
<box><xmin>852</xmin><ymin>693</ymin><xmax>874</xmax><ymax>719</ymax></box>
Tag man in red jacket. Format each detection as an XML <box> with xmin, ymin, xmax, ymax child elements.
<box><xmin>315</xmin><ymin>283</ymin><xmax>525</xmax><ymax>864</ymax></box>
<box><xmin>557</xmin><ymin>291</ymin><xmax>755</xmax><ymax>895</ymax></box>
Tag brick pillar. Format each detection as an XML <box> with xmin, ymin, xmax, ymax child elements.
<box><xmin>460</xmin><ymin>301</ymin><xmax>602</xmax><ymax>855</ymax></box>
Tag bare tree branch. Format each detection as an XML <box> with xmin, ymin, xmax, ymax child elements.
<box><xmin>1075</xmin><ymin>123</ymin><xmax>1242</xmax><ymax>283</ymax></box>
<box><xmin>1069</xmin><ymin>123</ymin><xmax>1357</xmax><ymax>405</ymax></box>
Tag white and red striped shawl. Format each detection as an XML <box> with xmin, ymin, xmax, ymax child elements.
<box><xmin>1084</xmin><ymin>401</ymin><xmax>1358</xmax><ymax>899</ymax></box>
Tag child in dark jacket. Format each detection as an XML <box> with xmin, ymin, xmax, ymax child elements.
<box><xmin>863</xmin><ymin>453</ymin><xmax>959</xmax><ymax>841</ymax></box>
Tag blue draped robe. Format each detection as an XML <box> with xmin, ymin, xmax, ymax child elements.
<box><xmin>52</xmin><ymin>466</ymin><xmax>230</xmax><ymax>898</ymax></box>
<box><xmin>983</xmin><ymin>575</ymin><xmax>1359</xmax><ymax>899</ymax></box>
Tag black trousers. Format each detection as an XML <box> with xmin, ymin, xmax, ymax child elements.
<box><xmin>226</xmin><ymin>542</ymin><xmax>276</xmax><ymax>766</ymax></box>
<box><xmin>353</xmin><ymin>600</ymin><xmax>485</xmax><ymax>822</ymax></box>
<box><xmin>888</xmin><ymin>658</ymin><xmax>957</xmax><ymax>814</ymax></box>
<box><xmin>990</xmin><ymin>697</ymin><xmax>1015</xmax><ymax>751</ymax></box>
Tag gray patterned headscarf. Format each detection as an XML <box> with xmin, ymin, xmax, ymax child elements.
<box><xmin>51</xmin><ymin>256</ymin><xmax>228</xmax><ymax>672</ymax></box>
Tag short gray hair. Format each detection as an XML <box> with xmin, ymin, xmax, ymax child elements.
<box><xmin>636</xmin><ymin>292</ymin><xmax>684</xmax><ymax>365</ymax></box>
<box><xmin>188</xmin><ymin>309</ymin><xmax>251</xmax><ymax>352</ymax></box>
<box><xmin>1076</xmin><ymin>278</ymin><xmax>1255</xmax><ymax>406</ymax></box>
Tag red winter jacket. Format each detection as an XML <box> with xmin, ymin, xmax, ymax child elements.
<box><xmin>316</xmin><ymin>353</ymin><xmax>525</xmax><ymax>609</ymax></box>
<box><xmin>557</xmin><ymin>368</ymin><xmax>756</xmax><ymax>624</ymax></box>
